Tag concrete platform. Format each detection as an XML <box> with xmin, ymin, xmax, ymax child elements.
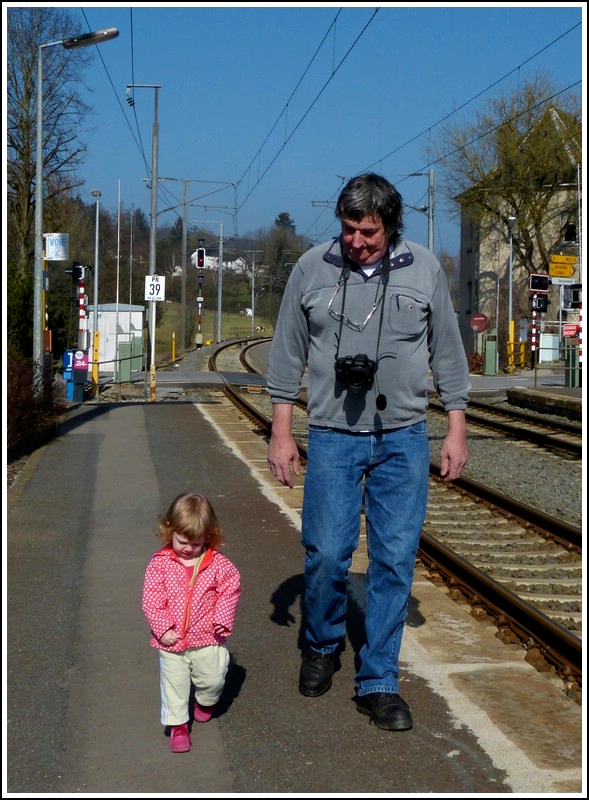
<box><xmin>505</xmin><ymin>385</ymin><xmax>582</xmax><ymax>421</ymax></box>
<box><xmin>202</xmin><ymin>398</ymin><xmax>584</xmax><ymax>795</ymax></box>
<box><xmin>8</xmin><ymin>398</ymin><xmax>583</xmax><ymax>794</ymax></box>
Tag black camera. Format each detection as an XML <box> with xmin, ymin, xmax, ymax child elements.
<box><xmin>335</xmin><ymin>353</ymin><xmax>376</xmax><ymax>394</ymax></box>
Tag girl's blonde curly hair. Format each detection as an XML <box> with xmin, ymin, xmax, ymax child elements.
<box><xmin>158</xmin><ymin>492</ymin><xmax>223</xmax><ymax>549</ymax></box>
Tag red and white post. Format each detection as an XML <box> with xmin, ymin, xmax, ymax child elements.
<box><xmin>530</xmin><ymin>302</ymin><xmax>537</xmax><ymax>368</ymax></box>
<box><xmin>78</xmin><ymin>268</ymin><xmax>87</xmax><ymax>349</ymax></box>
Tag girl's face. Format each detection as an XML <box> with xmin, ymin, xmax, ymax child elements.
<box><xmin>171</xmin><ymin>530</ymin><xmax>205</xmax><ymax>561</ymax></box>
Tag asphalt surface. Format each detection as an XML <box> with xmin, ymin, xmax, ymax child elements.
<box><xmin>6</xmin><ymin>391</ymin><xmax>583</xmax><ymax>795</ymax></box>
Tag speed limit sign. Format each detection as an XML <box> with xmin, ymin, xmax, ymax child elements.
<box><xmin>145</xmin><ymin>275</ymin><xmax>166</xmax><ymax>301</ymax></box>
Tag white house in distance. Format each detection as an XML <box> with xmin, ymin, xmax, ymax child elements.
<box><xmin>189</xmin><ymin>250</ymin><xmax>247</xmax><ymax>273</ymax></box>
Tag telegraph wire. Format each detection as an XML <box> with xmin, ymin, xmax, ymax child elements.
<box><xmin>302</xmin><ymin>21</ymin><xmax>582</xmax><ymax>244</ymax></box>
<box><xmin>79</xmin><ymin>8</ymin><xmax>579</xmax><ymax>246</ymax></box>
<box><xmin>80</xmin><ymin>7</ymin><xmax>150</xmax><ymax>178</ymax></box>
<box><xmin>358</xmin><ymin>21</ymin><xmax>582</xmax><ymax>178</ymax></box>
<box><xmin>233</xmin><ymin>8</ymin><xmax>380</xmax><ymax>222</ymax></box>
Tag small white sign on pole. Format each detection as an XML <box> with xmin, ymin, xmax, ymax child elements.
<box><xmin>44</xmin><ymin>233</ymin><xmax>69</xmax><ymax>261</ymax></box>
<box><xmin>550</xmin><ymin>277</ymin><xmax>575</xmax><ymax>286</ymax></box>
<box><xmin>144</xmin><ymin>275</ymin><xmax>166</xmax><ymax>301</ymax></box>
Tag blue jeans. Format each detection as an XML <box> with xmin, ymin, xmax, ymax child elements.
<box><xmin>301</xmin><ymin>422</ymin><xmax>430</xmax><ymax>695</ymax></box>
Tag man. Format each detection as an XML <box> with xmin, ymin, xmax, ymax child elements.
<box><xmin>266</xmin><ymin>173</ymin><xmax>470</xmax><ymax>731</ymax></box>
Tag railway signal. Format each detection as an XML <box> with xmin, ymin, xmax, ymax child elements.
<box><xmin>196</xmin><ymin>273</ymin><xmax>204</xmax><ymax>348</ymax></box>
<box><xmin>529</xmin><ymin>294</ymin><xmax>548</xmax><ymax>312</ymax></box>
<box><xmin>64</xmin><ymin>262</ymin><xmax>88</xmax><ymax>348</ymax></box>
<box><xmin>528</xmin><ymin>273</ymin><xmax>551</xmax><ymax>293</ymax></box>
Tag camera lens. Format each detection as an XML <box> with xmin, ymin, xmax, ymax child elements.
<box><xmin>335</xmin><ymin>354</ymin><xmax>375</xmax><ymax>394</ymax></box>
<box><xmin>347</xmin><ymin>368</ymin><xmax>366</xmax><ymax>392</ymax></box>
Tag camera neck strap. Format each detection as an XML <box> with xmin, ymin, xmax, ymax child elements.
<box><xmin>375</xmin><ymin>247</ymin><xmax>390</xmax><ymax>360</ymax></box>
<box><xmin>334</xmin><ymin>246</ymin><xmax>390</xmax><ymax>361</ymax></box>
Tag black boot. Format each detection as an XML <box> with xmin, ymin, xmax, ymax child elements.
<box><xmin>299</xmin><ymin>650</ymin><xmax>335</xmax><ymax>697</ymax></box>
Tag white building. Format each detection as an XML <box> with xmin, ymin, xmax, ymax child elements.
<box><xmin>86</xmin><ymin>303</ymin><xmax>145</xmax><ymax>378</ymax></box>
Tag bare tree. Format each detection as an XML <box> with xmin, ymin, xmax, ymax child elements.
<box><xmin>430</xmin><ymin>71</ymin><xmax>581</xmax><ymax>274</ymax></box>
<box><xmin>6</xmin><ymin>6</ymin><xmax>94</xmax><ymax>276</ymax></box>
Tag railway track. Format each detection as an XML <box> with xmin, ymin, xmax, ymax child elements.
<box><xmin>429</xmin><ymin>396</ymin><xmax>582</xmax><ymax>458</ymax></box>
<box><xmin>209</xmin><ymin>340</ymin><xmax>582</xmax><ymax>699</ymax></box>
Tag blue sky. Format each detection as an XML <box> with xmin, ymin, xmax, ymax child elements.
<box><xmin>15</xmin><ymin>3</ymin><xmax>586</xmax><ymax>255</ymax></box>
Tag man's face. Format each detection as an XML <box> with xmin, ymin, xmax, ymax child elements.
<box><xmin>341</xmin><ymin>215</ymin><xmax>389</xmax><ymax>266</ymax></box>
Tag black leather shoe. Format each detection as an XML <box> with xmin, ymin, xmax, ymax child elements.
<box><xmin>299</xmin><ymin>650</ymin><xmax>334</xmax><ymax>697</ymax></box>
<box><xmin>354</xmin><ymin>692</ymin><xmax>413</xmax><ymax>731</ymax></box>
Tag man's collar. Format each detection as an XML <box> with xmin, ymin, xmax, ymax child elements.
<box><xmin>323</xmin><ymin>236</ymin><xmax>414</xmax><ymax>273</ymax></box>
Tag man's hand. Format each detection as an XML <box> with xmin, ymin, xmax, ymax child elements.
<box><xmin>267</xmin><ymin>403</ymin><xmax>301</xmax><ymax>488</ymax></box>
<box><xmin>268</xmin><ymin>434</ymin><xmax>301</xmax><ymax>488</ymax></box>
<box><xmin>439</xmin><ymin>409</ymin><xmax>468</xmax><ymax>481</ymax></box>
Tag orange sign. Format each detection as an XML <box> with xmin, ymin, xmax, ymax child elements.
<box><xmin>550</xmin><ymin>254</ymin><xmax>576</xmax><ymax>264</ymax></box>
<box><xmin>549</xmin><ymin>262</ymin><xmax>575</xmax><ymax>278</ymax></box>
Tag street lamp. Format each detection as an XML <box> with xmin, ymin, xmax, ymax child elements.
<box><xmin>33</xmin><ymin>27</ymin><xmax>119</xmax><ymax>387</ymax></box>
<box><xmin>91</xmin><ymin>189</ymin><xmax>101</xmax><ymax>395</ymax></box>
<box><xmin>507</xmin><ymin>215</ymin><xmax>516</xmax><ymax>373</ymax></box>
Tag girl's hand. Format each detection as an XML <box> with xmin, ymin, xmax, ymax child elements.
<box><xmin>214</xmin><ymin>624</ymin><xmax>229</xmax><ymax>635</ymax></box>
<box><xmin>160</xmin><ymin>629</ymin><xmax>180</xmax><ymax>646</ymax></box>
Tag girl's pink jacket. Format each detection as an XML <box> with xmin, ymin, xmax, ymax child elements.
<box><xmin>142</xmin><ymin>544</ymin><xmax>241</xmax><ymax>652</ymax></box>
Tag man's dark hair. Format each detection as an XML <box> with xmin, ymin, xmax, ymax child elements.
<box><xmin>336</xmin><ymin>173</ymin><xmax>404</xmax><ymax>247</ymax></box>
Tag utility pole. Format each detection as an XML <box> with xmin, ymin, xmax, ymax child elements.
<box><xmin>157</xmin><ymin>177</ymin><xmax>202</xmax><ymax>350</ymax></box>
<box><xmin>428</xmin><ymin>169</ymin><xmax>435</xmax><ymax>254</ymax></box>
<box><xmin>217</xmin><ymin>222</ymin><xmax>224</xmax><ymax>344</ymax></box>
<box><xmin>407</xmin><ymin>170</ymin><xmax>435</xmax><ymax>253</ymax></box>
<box><xmin>158</xmin><ymin>181</ymin><xmax>237</xmax><ymax>349</ymax></box>
<box><xmin>245</xmin><ymin>250</ymin><xmax>263</xmax><ymax>335</ymax></box>
<box><xmin>127</xmin><ymin>84</ymin><xmax>161</xmax><ymax>401</ymax></box>
<box><xmin>181</xmin><ymin>181</ymin><xmax>188</xmax><ymax>349</ymax></box>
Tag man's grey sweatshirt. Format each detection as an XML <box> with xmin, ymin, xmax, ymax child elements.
<box><xmin>267</xmin><ymin>236</ymin><xmax>471</xmax><ymax>432</ymax></box>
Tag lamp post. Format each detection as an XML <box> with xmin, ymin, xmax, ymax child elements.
<box><xmin>507</xmin><ymin>215</ymin><xmax>516</xmax><ymax>373</ymax></box>
<box><xmin>33</xmin><ymin>27</ymin><xmax>119</xmax><ymax>388</ymax></box>
<box><xmin>91</xmin><ymin>189</ymin><xmax>101</xmax><ymax>395</ymax></box>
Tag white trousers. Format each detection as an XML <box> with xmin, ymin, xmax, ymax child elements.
<box><xmin>158</xmin><ymin>645</ymin><xmax>230</xmax><ymax>726</ymax></box>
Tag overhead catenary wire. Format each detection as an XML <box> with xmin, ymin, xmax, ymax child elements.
<box><xmin>80</xmin><ymin>9</ymin><xmax>580</xmax><ymax>247</ymax></box>
<box><xmin>233</xmin><ymin>8</ymin><xmax>380</xmax><ymax>221</ymax></box>
<box><xmin>303</xmin><ymin>22</ymin><xmax>582</xmax><ymax>244</ymax></box>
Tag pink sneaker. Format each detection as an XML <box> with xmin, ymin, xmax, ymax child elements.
<box><xmin>193</xmin><ymin>702</ymin><xmax>214</xmax><ymax>723</ymax></box>
<box><xmin>169</xmin><ymin>723</ymin><xmax>191</xmax><ymax>753</ymax></box>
